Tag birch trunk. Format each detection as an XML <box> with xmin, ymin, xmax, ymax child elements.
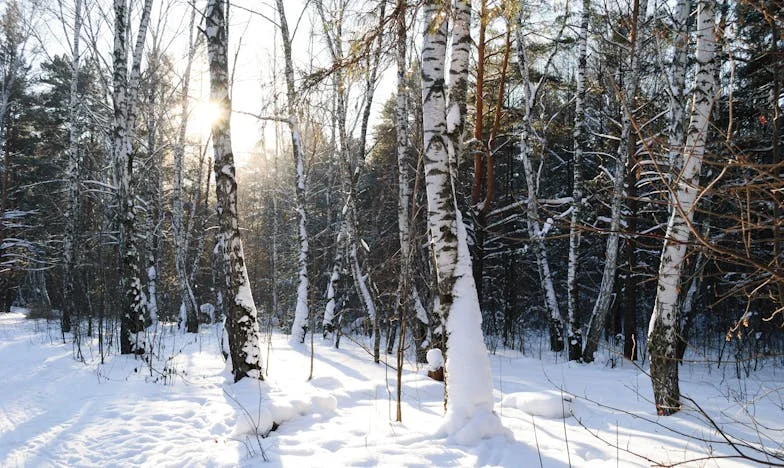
<box><xmin>114</xmin><ymin>0</ymin><xmax>153</xmax><ymax>355</ymax></box>
<box><xmin>649</xmin><ymin>0</ymin><xmax>716</xmax><ymax>416</ymax></box>
<box><xmin>315</xmin><ymin>0</ymin><xmax>382</xmax><ymax>359</ymax></box>
<box><xmin>173</xmin><ymin>6</ymin><xmax>199</xmax><ymax>333</ymax></box>
<box><xmin>567</xmin><ymin>0</ymin><xmax>589</xmax><ymax>361</ymax></box>
<box><xmin>422</xmin><ymin>1</ymin><xmax>498</xmax><ymax>434</ymax></box>
<box><xmin>582</xmin><ymin>0</ymin><xmax>647</xmax><ymax>363</ymax></box>
<box><xmin>395</xmin><ymin>0</ymin><xmax>428</xmax><ymax>364</ymax></box>
<box><xmin>144</xmin><ymin>101</ymin><xmax>160</xmax><ymax>325</ymax></box>
<box><xmin>62</xmin><ymin>0</ymin><xmax>83</xmax><ymax>335</ymax></box>
<box><xmin>666</xmin><ymin>0</ymin><xmax>691</xmax><ymax>169</ymax></box>
<box><xmin>275</xmin><ymin>0</ymin><xmax>310</xmax><ymax>345</ymax></box>
<box><xmin>205</xmin><ymin>0</ymin><xmax>264</xmax><ymax>382</ymax></box>
<box><xmin>515</xmin><ymin>15</ymin><xmax>564</xmax><ymax>353</ymax></box>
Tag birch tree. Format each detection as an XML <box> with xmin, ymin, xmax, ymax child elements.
<box><xmin>421</xmin><ymin>0</ymin><xmax>499</xmax><ymax>436</ymax></box>
<box><xmin>582</xmin><ymin>0</ymin><xmax>648</xmax><ymax>363</ymax></box>
<box><xmin>566</xmin><ymin>0</ymin><xmax>589</xmax><ymax>361</ymax></box>
<box><xmin>205</xmin><ymin>0</ymin><xmax>264</xmax><ymax>381</ymax></box>
<box><xmin>649</xmin><ymin>0</ymin><xmax>716</xmax><ymax>416</ymax></box>
<box><xmin>274</xmin><ymin>0</ymin><xmax>311</xmax><ymax>345</ymax></box>
<box><xmin>314</xmin><ymin>0</ymin><xmax>382</xmax><ymax>361</ymax></box>
<box><xmin>173</xmin><ymin>6</ymin><xmax>199</xmax><ymax>333</ymax></box>
<box><xmin>394</xmin><ymin>0</ymin><xmax>428</xmax><ymax>365</ymax></box>
<box><xmin>113</xmin><ymin>0</ymin><xmax>153</xmax><ymax>355</ymax></box>
<box><xmin>515</xmin><ymin>8</ymin><xmax>564</xmax><ymax>353</ymax></box>
<box><xmin>61</xmin><ymin>0</ymin><xmax>83</xmax><ymax>334</ymax></box>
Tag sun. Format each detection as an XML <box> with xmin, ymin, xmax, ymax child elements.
<box><xmin>188</xmin><ymin>100</ymin><xmax>223</xmax><ymax>140</ymax></box>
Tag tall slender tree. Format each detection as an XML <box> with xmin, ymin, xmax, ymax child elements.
<box><xmin>61</xmin><ymin>0</ymin><xmax>83</xmax><ymax>335</ymax></box>
<box><xmin>205</xmin><ymin>0</ymin><xmax>264</xmax><ymax>381</ymax></box>
<box><xmin>275</xmin><ymin>0</ymin><xmax>311</xmax><ymax>345</ymax></box>
<box><xmin>582</xmin><ymin>0</ymin><xmax>648</xmax><ymax>362</ymax></box>
<box><xmin>649</xmin><ymin>0</ymin><xmax>716</xmax><ymax>416</ymax></box>
<box><xmin>515</xmin><ymin>7</ymin><xmax>565</xmax><ymax>353</ymax></box>
<box><xmin>113</xmin><ymin>0</ymin><xmax>153</xmax><ymax>355</ymax></box>
<box><xmin>421</xmin><ymin>0</ymin><xmax>498</xmax><ymax>434</ymax></box>
<box><xmin>173</xmin><ymin>6</ymin><xmax>199</xmax><ymax>333</ymax></box>
<box><xmin>566</xmin><ymin>0</ymin><xmax>590</xmax><ymax>361</ymax></box>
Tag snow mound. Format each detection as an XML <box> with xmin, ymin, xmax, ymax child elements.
<box><xmin>439</xmin><ymin>408</ymin><xmax>509</xmax><ymax>445</ymax></box>
<box><xmin>501</xmin><ymin>391</ymin><xmax>574</xmax><ymax>419</ymax></box>
<box><xmin>426</xmin><ymin>348</ymin><xmax>443</xmax><ymax>372</ymax></box>
<box><xmin>226</xmin><ymin>377</ymin><xmax>337</xmax><ymax>438</ymax></box>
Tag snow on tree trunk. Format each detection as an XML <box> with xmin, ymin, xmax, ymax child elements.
<box><xmin>275</xmin><ymin>0</ymin><xmax>310</xmax><ymax>346</ymax></box>
<box><xmin>173</xmin><ymin>6</ymin><xmax>199</xmax><ymax>334</ymax></box>
<box><xmin>566</xmin><ymin>0</ymin><xmax>589</xmax><ymax>361</ymax></box>
<box><xmin>205</xmin><ymin>0</ymin><xmax>263</xmax><ymax>382</ymax></box>
<box><xmin>421</xmin><ymin>1</ymin><xmax>501</xmax><ymax>441</ymax></box>
<box><xmin>61</xmin><ymin>0</ymin><xmax>83</xmax><ymax>335</ymax></box>
<box><xmin>649</xmin><ymin>0</ymin><xmax>716</xmax><ymax>416</ymax></box>
<box><xmin>515</xmin><ymin>14</ymin><xmax>564</xmax><ymax>353</ymax></box>
<box><xmin>114</xmin><ymin>0</ymin><xmax>153</xmax><ymax>355</ymax></box>
<box><xmin>322</xmin><ymin>241</ymin><xmax>342</xmax><ymax>335</ymax></box>
<box><xmin>582</xmin><ymin>0</ymin><xmax>647</xmax><ymax>363</ymax></box>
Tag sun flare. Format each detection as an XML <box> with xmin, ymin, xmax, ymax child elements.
<box><xmin>188</xmin><ymin>100</ymin><xmax>222</xmax><ymax>140</ymax></box>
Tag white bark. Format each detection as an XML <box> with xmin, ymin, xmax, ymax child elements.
<box><xmin>649</xmin><ymin>0</ymin><xmax>715</xmax><ymax>415</ymax></box>
<box><xmin>62</xmin><ymin>0</ymin><xmax>83</xmax><ymax>334</ymax></box>
<box><xmin>515</xmin><ymin>14</ymin><xmax>564</xmax><ymax>352</ymax></box>
<box><xmin>114</xmin><ymin>0</ymin><xmax>153</xmax><ymax>355</ymax></box>
<box><xmin>275</xmin><ymin>0</ymin><xmax>310</xmax><ymax>346</ymax></box>
<box><xmin>582</xmin><ymin>0</ymin><xmax>648</xmax><ymax>362</ymax></box>
<box><xmin>566</xmin><ymin>0</ymin><xmax>589</xmax><ymax>361</ymax></box>
<box><xmin>173</xmin><ymin>6</ymin><xmax>199</xmax><ymax>333</ymax></box>
<box><xmin>666</xmin><ymin>0</ymin><xmax>691</xmax><ymax>170</ymax></box>
<box><xmin>422</xmin><ymin>2</ymin><xmax>454</xmax><ymax>349</ymax></box>
<box><xmin>422</xmin><ymin>1</ymin><xmax>499</xmax><ymax>438</ymax></box>
<box><xmin>314</xmin><ymin>1</ymin><xmax>381</xmax><ymax>351</ymax></box>
<box><xmin>206</xmin><ymin>0</ymin><xmax>264</xmax><ymax>381</ymax></box>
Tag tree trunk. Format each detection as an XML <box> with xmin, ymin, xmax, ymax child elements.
<box><xmin>62</xmin><ymin>0</ymin><xmax>83</xmax><ymax>335</ymax></box>
<box><xmin>421</xmin><ymin>0</ymin><xmax>496</xmax><ymax>428</ymax></box>
<box><xmin>173</xmin><ymin>6</ymin><xmax>199</xmax><ymax>333</ymax></box>
<box><xmin>649</xmin><ymin>0</ymin><xmax>716</xmax><ymax>416</ymax></box>
<box><xmin>275</xmin><ymin>0</ymin><xmax>310</xmax><ymax>345</ymax></box>
<box><xmin>114</xmin><ymin>0</ymin><xmax>153</xmax><ymax>355</ymax></box>
<box><xmin>205</xmin><ymin>0</ymin><xmax>264</xmax><ymax>382</ymax></box>
<box><xmin>582</xmin><ymin>0</ymin><xmax>647</xmax><ymax>363</ymax></box>
<box><xmin>314</xmin><ymin>0</ymin><xmax>382</xmax><ymax>359</ymax></box>
<box><xmin>515</xmin><ymin>14</ymin><xmax>564</xmax><ymax>353</ymax></box>
<box><xmin>567</xmin><ymin>0</ymin><xmax>589</xmax><ymax>362</ymax></box>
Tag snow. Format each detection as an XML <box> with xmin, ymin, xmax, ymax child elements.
<box><xmin>426</xmin><ymin>348</ymin><xmax>443</xmax><ymax>372</ymax></box>
<box><xmin>200</xmin><ymin>303</ymin><xmax>215</xmax><ymax>322</ymax></box>
<box><xmin>438</xmin><ymin>209</ymin><xmax>503</xmax><ymax>444</ymax></box>
<box><xmin>501</xmin><ymin>391</ymin><xmax>573</xmax><ymax>419</ymax></box>
<box><xmin>1</xmin><ymin>313</ymin><xmax>782</xmax><ymax>467</ymax></box>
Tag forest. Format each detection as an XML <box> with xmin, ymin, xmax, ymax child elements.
<box><xmin>0</xmin><ymin>0</ymin><xmax>783</xmax><ymax>465</ymax></box>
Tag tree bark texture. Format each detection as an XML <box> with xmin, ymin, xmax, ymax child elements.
<box><xmin>205</xmin><ymin>0</ymin><xmax>264</xmax><ymax>382</ymax></box>
<box><xmin>649</xmin><ymin>0</ymin><xmax>716</xmax><ymax>416</ymax></box>
<box><xmin>62</xmin><ymin>0</ymin><xmax>83</xmax><ymax>335</ymax></box>
<box><xmin>114</xmin><ymin>0</ymin><xmax>153</xmax><ymax>355</ymax></box>
<box><xmin>275</xmin><ymin>0</ymin><xmax>311</xmax><ymax>345</ymax></box>
<box><xmin>582</xmin><ymin>0</ymin><xmax>647</xmax><ymax>363</ymax></box>
<box><xmin>422</xmin><ymin>0</ymin><xmax>496</xmax><ymax>426</ymax></box>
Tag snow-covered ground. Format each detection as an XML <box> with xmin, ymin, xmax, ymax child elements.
<box><xmin>1</xmin><ymin>310</ymin><xmax>782</xmax><ymax>467</ymax></box>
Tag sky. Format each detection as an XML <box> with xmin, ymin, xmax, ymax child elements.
<box><xmin>31</xmin><ymin>0</ymin><xmax>396</xmax><ymax>168</ymax></box>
